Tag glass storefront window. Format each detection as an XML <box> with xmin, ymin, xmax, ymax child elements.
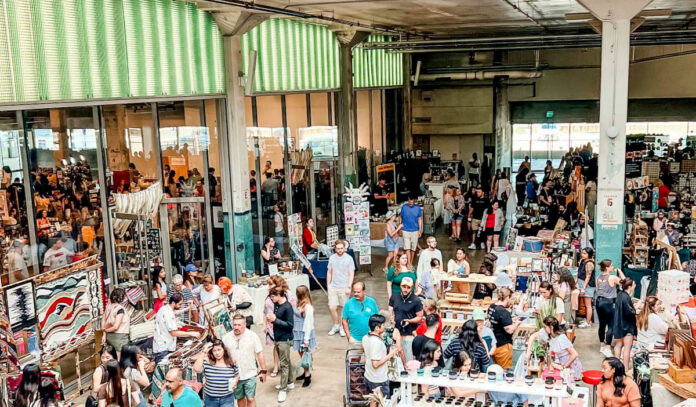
<box><xmin>158</xmin><ymin>101</ymin><xmax>212</xmax><ymax>276</ymax></box>
<box><xmin>0</xmin><ymin>112</ymin><xmax>31</xmax><ymax>285</ymax></box>
<box><xmin>24</xmin><ymin>108</ymin><xmax>104</xmax><ymax>274</ymax></box>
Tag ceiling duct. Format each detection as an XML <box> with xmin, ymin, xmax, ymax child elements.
<box><xmin>413</xmin><ymin>71</ymin><xmax>542</xmax><ymax>82</ymax></box>
<box><xmin>363</xmin><ymin>30</ymin><xmax>696</xmax><ymax>53</ymax></box>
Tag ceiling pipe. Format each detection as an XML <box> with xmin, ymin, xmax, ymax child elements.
<box><xmin>203</xmin><ymin>0</ymin><xmax>426</xmax><ymax>37</ymax></box>
<box><xmin>363</xmin><ymin>29</ymin><xmax>696</xmax><ymax>52</ymax></box>
<box><xmin>412</xmin><ymin>71</ymin><xmax>543</xmax><ymax>81</ymax></box>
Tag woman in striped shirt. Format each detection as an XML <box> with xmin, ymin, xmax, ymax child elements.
<box><xmin>193</xmin><ymin>339</ymin><xmax>240</xmax><ymax>407</ymax></box>
<box><xmin>443</xmin><ymin>320</ymin><xmax>491</xmax><ymax>372</ymax></box>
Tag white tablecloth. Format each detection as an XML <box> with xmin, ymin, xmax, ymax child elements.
<box><xmin>425</xmin><ymin>182</ymin><xmax>445</xmax><ymax>200</ymax></box>
<box><xmin>242</xmin><ymin>273</ymin><xmax>310</xmax><ymax>324</ymax></box>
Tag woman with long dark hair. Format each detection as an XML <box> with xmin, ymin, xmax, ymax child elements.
<box><xmin>15</xmin><ymin>363</ymin><xmax>41</xmax><ymax>407</ymax></box>
<box><xmin>97</xmin><ymin>360</ymin><xmax>140</xmax><ymax>407</ymax></box>
<box><xmin>151</xmin><ymin>265</ymin><xmax>167</xmax><ymax>312</ymax></box>
<box><xmin>120</xmin><ymin>344</ymin><xmax>150</xmax><ymax>407</ymax></box>
<box><xmin>418</xmin><ymin>340</ymin><xmax>443</xmax><ymax>399</ymax></box>
<box><xmin>192</xmin><ymin>339</ymin><xmax>240</xmax><ymax>407</ymax></box>
<box><xmin>89</xmin><ymin>345</ymin><xmax>118</xmax><ymax>406</ymax></box>
<box><xmin>613</xmin><ymin>278</ymin><xmax>637</xmax><ymax>370</ymax></box>
<box><xmin>443</xmin><ymin>320</ymin><xmax>491</xmax><ymax>372</ymax></box>
<box><xmin>598</xmin><ymin>357</ymin><xmax>641</xmax><ymax>407</ymax></box>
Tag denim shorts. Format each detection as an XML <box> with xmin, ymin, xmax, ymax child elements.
<box><xmin>204</xmin><ymin>393</ymin><xmax>236</xmax><ymax>407</ymax></box>
<box><xmin>366</xmin><ymin>379</ymin><xmax>390</xmax><ymax>399</ymax></box>
<box><xmin>578</xmin><ymin>279</ymin><xmax>595</xmax><ymax>298</ymax></box>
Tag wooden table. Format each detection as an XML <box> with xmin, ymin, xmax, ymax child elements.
<box><xmin>659</xmin><ymin>373</ymin><xmax>696</xmax><ymax>399</ymax></box>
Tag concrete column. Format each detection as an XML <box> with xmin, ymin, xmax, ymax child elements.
<box><xmin>402</xmin><ymin>55</ymin><xmax>413</xmax><ymax>151</ymax></box>
<box><xmin>493</xmin><ymin>76</ymin><xmax>512</xmax><ymax>171</ymax></box>
<box><xmin>578</xmin><ymin>0</ymin><xmax>652</xmax><ymax>265</ymax></box>
<box><xmin>335</xmin><ymin>30</ymin><xmax>369</xmax><ymax>191</ymax></box>
<box><xmin>216</xmin><ymin>11</ymin><xmax>266</xmax><ymax>280</ymax></box>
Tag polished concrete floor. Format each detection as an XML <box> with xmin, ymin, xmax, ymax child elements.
<box><xmin>251</xmin><ymin>227</ymin><xmax>607</xmax><ymax>406</ymax></box>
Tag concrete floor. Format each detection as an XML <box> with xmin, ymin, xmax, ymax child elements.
<box><xmin>69</xmin><ymin>227</ymin><xmax>606</xmax><ymax>406</ymax></box>
<box><xmin>250</xmin><ymin>228</ymin><xmax>606</xmax><ymax>406</ymax></box>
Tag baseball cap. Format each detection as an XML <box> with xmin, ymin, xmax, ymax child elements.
<box><xmin>385</xmin><ymin>210</ymin><xmax>396</xmax><ymax>220</ymax></box>
<box><xmin>472</xmin><ymin>308</ymin><xmax>486</xmax><ymax>321</ymax></box>
<box><xmin>400</xmin><ymin>277</ymin><xmax>414</xmax><ymax>287</ymax></box>
<box><xmin>184</xmin><ymin>263</ymin><xmax>199</xmax><ymax>272</ymax></box>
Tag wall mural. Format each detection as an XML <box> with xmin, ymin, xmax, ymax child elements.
<box><xmin>35</xmin><ymin>269</ymin><xmax>101</xmax><ymax>362</ymax></box>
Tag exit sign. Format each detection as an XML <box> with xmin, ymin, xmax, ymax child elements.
<box><xmin>546</xmin><ymin>111</ymin><xmax>554</xmax><ymax>119</ymax></box>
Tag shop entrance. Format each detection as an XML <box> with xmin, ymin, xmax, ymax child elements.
<box><xmin>159</xmin><ymin>197</ymin><xmax>213</xmax><ymax>278</ymax></box>
<box><xmin>309</xmin><ymin>158</ymin><xmax>339</xmax><ymax>241</ymax></box>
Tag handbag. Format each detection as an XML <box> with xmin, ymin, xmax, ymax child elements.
<box><xmin>296</xmin><ymin>348</ymin><xmax>313</xmax><ymax>373</ymax></box>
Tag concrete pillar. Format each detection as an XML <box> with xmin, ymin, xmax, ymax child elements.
<box><xmin>335</xmin><ymin>30</ymin><xmax>369</xmax><ymax>191</ymax></box>
<box><xmin>578</xmin><ymin>0</ymin><xmax>652</xmax><ymax>266</ymax></box>
<box><xmin>216</xmin><ymin>11</ymin><xmax>266</xmax><ymax>280</ymax></box>
<box><xmin>494</xmin><ymin>76</ymin><xmax>512</xmax><ymax>171</ymax></box>
<box><xmin>402</xmin><ymin>55</ymin><xmax>413</xmax><ymax>151</ymax></box>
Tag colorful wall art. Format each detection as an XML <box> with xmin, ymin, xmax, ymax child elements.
<box><xmin>35</xmin><ymin>271</ymin><xmax>97</xmax><ymax>361</ymax></box>
<box><xmin>5</xmin><ymin>281</ymin><xmax>36</xmax><ymax>332</ymax></box>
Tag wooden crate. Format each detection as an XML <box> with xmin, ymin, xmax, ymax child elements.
<box><xmin>660</xmin><ymin>373</ymin><xmax>696</xmax><ymax>399</ymax></box>
<box><xmin>668</xmin><ymin>362</ymin><xmax>696</xmax><ymax>383</ymax></box>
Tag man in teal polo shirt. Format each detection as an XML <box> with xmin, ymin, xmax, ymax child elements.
<box><xmin>342</xmin><ymin>281</ymin><xmax>379</xmax><ymax>344</ymax></box>
<box><xmin>160</xmin><ymin>367</ymin><xmax>203</xmax><ymax>407</ymax></box>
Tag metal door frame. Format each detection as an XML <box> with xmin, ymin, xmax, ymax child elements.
<box><xmin>159</xmin><ymin>196</ymin><xmax>209</xmax><ymax>279</ymax></box>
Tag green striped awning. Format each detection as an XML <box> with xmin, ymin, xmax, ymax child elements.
<box><xmin>0</xmin><ymin>0</ymin><xmax>225</xmax><ymax>105</ymax></box>
<box><xmin>353</xmin><ymin>35</ymin><xmax>403</xmax><ymax>89</ymax></box>
<box><xmin>242</xmin><ymin>19</ymin><xmax>403</xmax><ymax>93</ymax></box>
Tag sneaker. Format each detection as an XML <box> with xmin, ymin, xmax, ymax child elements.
<box><xmin>600</xmin><ymin>347</ymin><xmax>613</xmax><ymax>358</ymax></box>
<box><xmin>577</xmin><ymin>321</ymin><xmax>590</xmax><ymax>329</ymax></box>
<box><xmin>468</xmin><ymin>243</ymin><xmax>476</xmax><ymax>250</ymax></box>
<box><xmin>339</xmin><ymin>325</ymin><xmax>346</xmax><ymax>337</ymax></box>
<box><xmin>278</xmin><ymin>390</ymin><xmax>287</xmax><ymax>403</ymax></box>
<box><xmin>480</xmin><ymin>243</ymin><xmax>486</xmax><ymax>249</ymax></box>
<box><xmin>276</xmin><ymin>383</ymin><xmax>295</xmax><ymax>390</ymax></box>
<box><xmin>328</xmin><ymin>325</ymin><xmax>340</xmax><ymax>336</ymax></box>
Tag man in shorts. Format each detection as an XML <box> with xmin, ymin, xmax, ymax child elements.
<box><xmin>363</xmin><ymin>314</ymin><xmax>398</xmax><ymax>406</ymax></box>
<box><xmin>327</xmin><ymin>240</ymin><xmax>355</xmax><ymax>337</ymax></box>
<box><xmin>468</xmin><ymin>186</ymin><xmax>488</xmax><ymax>250</ymax></box>
<box><xmin>223</xmin><ymin>314</ymin><xmax>267</xmax><ymax>407</ymax></box>
<box><xmin>400</xmin><ymin>195</ymin><xmax>423</xmax><ymax>265</ymax></box>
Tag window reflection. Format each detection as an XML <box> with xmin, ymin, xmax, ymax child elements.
<box><xmin>24</xmin><ymin>108</ymin><xmax>103</xmax><ymax>276</ymax></box>
<box><xmin>0</xmin><ymin>112</ymin><xmax>31</xmax><ymax>285</ymax></box>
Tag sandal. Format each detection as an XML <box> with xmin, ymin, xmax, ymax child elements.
<box><xmin>271</xmin><ymin>370</ymin><xmax>279</xmax><ymax>377</ymax></box>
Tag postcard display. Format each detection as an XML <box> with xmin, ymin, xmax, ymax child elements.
<box><xmin>344</xmin><ymin>183</ymin><xmax>371</xmax><ymax>265</ymax></box>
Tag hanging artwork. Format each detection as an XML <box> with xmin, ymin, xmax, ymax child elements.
<box><xmin>5</xmin><ymin>281</ymin><xmax>36</xmax><ymax>332</ymax></box>
<box><xmin>87</xmin><ymin>267</ymin><xmax>104</xmax><ymax>319</ymax></box>
<box><xmin>35</xmin><ymin>272</ymin><xmax>95</xmax><ymax>361</ymax></box>
<box><xmin>343</xmin><ymin>183</ymin><xmax>371</xmax><ymax>265</ymax></box>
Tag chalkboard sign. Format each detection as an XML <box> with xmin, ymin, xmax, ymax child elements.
<box><xmin>625</xmin><ymin>160</ymin><xmax>642</xmax><ymax>178</ymax></box>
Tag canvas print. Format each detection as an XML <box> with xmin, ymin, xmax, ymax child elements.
<box><xmin>204</xmin><ymin>301</ymin><xmax>232</xmax><ymax>332</ymax></box>
<box><xmin>36</xmin><ymin>271</ymin><xmax>95</xmax><ymax>361</ymax></box>
<box><xmin>5</xmin><ymin>281</ymin><xmax>36</xmax><ymax>331</ymax></box>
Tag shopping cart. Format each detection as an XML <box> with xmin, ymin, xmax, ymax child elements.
<box><xmin>344</xmin><ymin>348</ymin><xmax>370</xmax><ymax>406</ymax></box>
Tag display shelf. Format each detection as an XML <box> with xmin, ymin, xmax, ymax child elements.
<box><xmin>393</xmin><ymin>373</ymin><xmax>579</xmax><ymax>407</ymax></box>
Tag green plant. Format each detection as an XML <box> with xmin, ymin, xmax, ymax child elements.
<box><xmin>531</xmin><ymin>339</ymin><xmax>547</xmax><ymax>359</ymax></box>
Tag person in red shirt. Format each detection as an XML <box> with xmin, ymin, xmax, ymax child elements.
<box><xmin>415</xmin><ymin>298</ymin><xmax>442</xmax><ymax>344</ymax></box>
<box><xmin>657</xmin><ymin>179</ymin><xmax>671</xmax><ymax>209</ymax></box>
<box><xmin>302</xmin><ymin>218</ymin><xmax>319</xmax><ymax>255</ymax></box>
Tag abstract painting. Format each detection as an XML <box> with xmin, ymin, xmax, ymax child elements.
<box><xmin>35</xmin><ymin>272</ymin><xmax>94</xmax><ymax>361</ymax></box>
<box><xmin>87</xmin><ymin>268</ymin><xmax>104</xmax><ymax>319</ymax></box>
<box><xmin>5</xmin><ymin>282</ymin><xmax>36</xmax><ymax>331</ymax></box>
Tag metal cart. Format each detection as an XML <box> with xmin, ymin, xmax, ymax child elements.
<box><xmin>344</xmin><ymin>348</ymin><xmax>370</xmax><ymax>406</ymax></box>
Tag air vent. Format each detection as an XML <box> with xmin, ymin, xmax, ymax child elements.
<box><xmin>414</xmin><ymin>117</ymin><xmax>432</xmax><ymax>123</ymax></box>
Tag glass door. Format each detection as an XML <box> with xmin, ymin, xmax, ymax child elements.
<box><xmin>160</xmin><ymin>197</ymin><xmax>210</xmax><ymax>276</ymax></box>
<box><xmin>310</xmin><ymin>158</ymin><xmax>339</xmax><ymax>241</ymax></box>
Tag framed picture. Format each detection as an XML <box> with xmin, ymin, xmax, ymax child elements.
<box><xmin>532</xmin><ymin>258</ymin><xmax>543</xmax><ymax>272</ymax></box>
<box><xmin>518</xmin><ymin>266</ymin><xmax>528</xmax><ymax>274</ymax></box>
<box><xmin>203</xmin><ymin>299</ymin><xmax>232</xmax><ymax>331</ymax></box>
<box><xmin>5</xmin><ymin>281</ymin><xmax>36</xmax><ymax>331</ymax></box>
<box><xmin>212</xmin><ymin>206</ymin><xmax>224</xmax><ymax>229</ymax></box>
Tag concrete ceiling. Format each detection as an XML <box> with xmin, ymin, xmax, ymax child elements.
<box><xmin>193</xmin><ymin>0</ymin><xmax>696</xmax><ymax>37</ymax></box>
